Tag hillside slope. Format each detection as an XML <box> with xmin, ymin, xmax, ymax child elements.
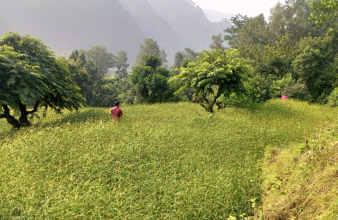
<box><xmin>119</xmin><ymin>0</ymin><xmax>182</xmax><ymax>63</ymax></box>
<box><xmin>203</xmin><ymin>9</ymin><xmax>234</xmax><ymax>22</ymax></box>
<box><xmin>262</xmin><ymin>121</ymin><xmax>338</xmax><ymax>219</ymax></box>
<box><xmin>0</xmin><ymin>100</ymin><xmax>338</xmax><ymax>218</ymax></box>
<box><xmin>148</xmin><ymin>0</ymin><xmax>231</xmax><ymax>50</ymax></box>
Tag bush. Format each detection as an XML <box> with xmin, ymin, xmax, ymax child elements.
<box><xmin>270</xmin><ymin>74</ymin><xmax>310</xmax><ymax>100</ymax></box>
<box><xmin>244</xmin><ymin>75</ymin><xmax>271</xmax><ymax>102</ymax></box>
<box><xmin>327</xmin><ymin>87</ymin><xmax>338</xmax><ymax>107</ymax></box>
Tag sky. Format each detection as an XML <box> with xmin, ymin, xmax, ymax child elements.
<box><xmin>192</xmin><ymin>0</ymin><xmax>285</xmax><ymax>18</ymax></box>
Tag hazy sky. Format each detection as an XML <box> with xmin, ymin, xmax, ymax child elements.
<box><xmin>193</xmin><ymin>0</ymin><xmax>285</xmax><ymax>18</ymax></box>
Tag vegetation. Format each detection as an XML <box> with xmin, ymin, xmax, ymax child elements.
<box><xmin>170</xmin><ymin>49</ymin><xmax>252</xmax><ymax>112</ymax></box>
<box><xmin>310</xmin><ymin>0</ymin><xmax>338</xmax><ymax>27</ymax></box>
<box><xmin>136</xmin><ymin>38</ymin><xmax>167</xmax><ymax>66</ymax></box>
<box><xmin>1</xmin><ymin>0</ymin><xmax>338</xmax><ymax>218</ymax></box>
<box><xmin>0</xmin><ymin>33</ymin><xmax>85</xmax><ymax>129</ymax></box>
<box><xmin>262</xmin><ymin>118</ymin><xmax>338</xmax><ymax>219</ymax></box>
<box><xmin>1</xmin><ymin>100</ymin><xmax>337</xmax><ymax>219</ymax></box>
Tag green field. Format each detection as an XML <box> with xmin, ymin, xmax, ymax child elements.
<box><xmin>0</xmin><ymin>100</ymin><xmax>337</xmax><ymax>219</ymax></box>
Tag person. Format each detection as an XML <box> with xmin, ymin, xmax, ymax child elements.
<box><xmin>110</xmin><ymin>101</ymin><xmax>123</xmax><ymax>120</ymax></box>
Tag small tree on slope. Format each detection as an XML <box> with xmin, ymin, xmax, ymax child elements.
<box><xmin>169</xmin><ymin>49</ymin><xmax>253</xmax><ymax>112</ymax></box>
<box><xmin>0</xmin><ymin>32</ymin><xmax>85</xmax><ymax>129</ymax></box>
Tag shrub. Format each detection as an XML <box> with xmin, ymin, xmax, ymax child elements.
<box><xmin>327</xmin><ymin>87</ymin><xmax>338</xmax><ymax>107</ymax></box>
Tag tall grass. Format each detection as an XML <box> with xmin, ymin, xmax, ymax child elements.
<box><xmin>0</xmin><ymin>100</ymin><xmax>337</xmax><ymax>219</ymax></box>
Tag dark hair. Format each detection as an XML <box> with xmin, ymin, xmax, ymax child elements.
<box><xmin>115</xmin><ymin>101</ymin><xmax>120</xmax><ymax>106</ymax></box>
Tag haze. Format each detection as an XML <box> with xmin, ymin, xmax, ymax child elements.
<box><xmin>193</xmin><ymin>0</ymin><xmax>285</xmax><ymax>17</ymax></box>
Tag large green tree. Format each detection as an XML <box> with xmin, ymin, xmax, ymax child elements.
<box><xmin>310</xmin><ymin>0</ymin><xmax>338</xmax><ymax>26</ymax></box>
<box><xmin>0</xmin><ymin>32</ymin><xmax>85</xmax><ymax>128</ymax></box>
<box><xmin>225</xmin><ymin>14</ymin><xmax>269</xmax><ymax>48</ymax></box>
<box><xmin>292</xmin><ymin>35</ymin><xmax>338</xmax><ymax>102</ymax></box>
<box><xmin>170</xmin><ymin>49</ymin><xmax>253</xmax><ymax>112</ymax></box>
<box><xmin>85</xmin><ymin>45</ymin><xmax>115</xmax><ymax>79</ymax></box>
<box><xmin>129</xmin><ymin>55</ymin><xmax>170</xmax><ymax>103</ymax></box>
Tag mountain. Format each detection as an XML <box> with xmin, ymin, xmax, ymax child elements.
<box><xmin>0</xmin><ymin>0</ymin><xmax>145</xmax><ymax>64</ymax></box>
<box><xmin>0</xmin><ymin>0</ymin><xmax>231</xmax><ymax>65</ymax></box>
<box><xmin>203</xmin><ymin>9</ymin><xmax>235</xmax><ymax>22</ymax></box>
<box><xmin>119</xmin><ymin>0</ymin><xmax>182</xmax><ymax>64</ymax></box>
<box><xmin>147</xmin><ymin>0</ymin><xmax>231</xmax><ymax>50</ymax></box>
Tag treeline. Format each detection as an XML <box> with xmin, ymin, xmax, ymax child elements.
<box><xmin>66</xmin><ymin>38</ymin><xmax>195</xmax><ymax>107</ymax></box>
<box><xmin>1</xmin><ymin>0</ymin><xmax>338</xmax><ymax>128</ymax></box>
<box><xmin>68</xmin><ymin>0</ymin><xmax>338</xmax><ymax>109</ymax></box>
<box><xmin>220</xmin><ymin>0</ymin><xmax>338</xmax><ymax>105</ymax></box>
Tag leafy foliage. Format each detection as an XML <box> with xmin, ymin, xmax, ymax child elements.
<box><xmin>310</xmin><ymin>0</ymin><xmax>338</xmax><ymax>27</ymax></box>
<box><xmin>327</xmin><ymin>87</ymin><xmax>338</xmax><ymax>107</ymax></box>
<box><xmin>170</xmin><ymin>49</ymin><xmax>253</xmax><ymax>112</ymax></box>
<box><xmin>129</xmin><ymin>55</ymin><xmax>171</xmax><ymax>103</ymax></box>
<box><xmin>0</xmin><ymin>32</ymin><xmax>85</xmax><ymax>128</ymax></box>
<box><xmin>136</xmin><ymin>38</ymin><xmax>167</xmax><ymax>66</ymax></box>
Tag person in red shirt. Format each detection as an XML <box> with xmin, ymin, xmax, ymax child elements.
<box><xmin>110</xmin><ymin>101</ymin><xmax>123</xmax><ymax>120</ymax></box>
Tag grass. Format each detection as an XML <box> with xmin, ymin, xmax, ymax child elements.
<box><xmin>262</xmin><ymin>116</ymin><xmax>338</xmax><ymax>219</ymax></box>
<box><xmin>0</xmin><ymin>100</ymin><xmax>337</xmax><ymax>219</ymax></box>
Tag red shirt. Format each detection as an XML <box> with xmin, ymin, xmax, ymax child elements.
<box><xmin>110</xmin><ymin>106</ymin><xmax>123</xmax><ymax>120</ymax></box>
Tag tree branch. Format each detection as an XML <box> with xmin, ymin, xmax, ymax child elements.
<box><xmin>27</xmin><ymin>101</ymin><xmax>40</xmax><ymax>114</ymax></box>
<box><xmin>0</xmin><ymin>114</ymin><xmax>5</xmax><ymax>119</ymax></box>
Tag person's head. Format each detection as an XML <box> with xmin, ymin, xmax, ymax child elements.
<box><xmin>115</xmin><ymin>101</ymin><xmax>120</xmax><ymax>107</ymax></box>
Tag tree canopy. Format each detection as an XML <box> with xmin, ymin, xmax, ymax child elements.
<box><xmin>310</xmin><ymin>0</ymin><xmax>338</xmax><ymax>27</ymax></box>
<box><xmin>170</xmin><ymin>49</ymin><xmax>253</xmax><ymax>112</ymax></box>
<box><xmin>0</xmin><ymin>32</ymin><xmax>85</xmax><ymax>128</ymax></box>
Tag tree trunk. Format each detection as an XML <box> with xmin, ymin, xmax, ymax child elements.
<box><xmin>1</xmin><ymin>105</ymin><xmax>20</xmax><ymax>129</ymax></box>
<box><xmin>19</xmin><ymin>102</ymin><xmax>31</xmax><ymax>127</ymax></box>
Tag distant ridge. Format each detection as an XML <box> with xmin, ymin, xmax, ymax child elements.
<box><xmin>203</xmin><ymin>9</ymin><xmax>235</xmax><ymax>22</ymax></box>
<box><xmin>0</xmin><ymin>0</ymin><xmax>231</xmax><ymax>64</ymax></box>
<box><xmin>147</xmin><ymin>0</ymin><xmax>231</xmax><ymax>50</ymax></box>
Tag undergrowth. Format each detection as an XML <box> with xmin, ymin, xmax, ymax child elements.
<box><xmin>262</xmin><ymin>121</ymin><xmax>338</xmax><ymax>219</ymax></box>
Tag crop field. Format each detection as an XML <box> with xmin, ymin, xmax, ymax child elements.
<box><xmin>0</xmin><ymin>100</ymin><xmax>337</xmax><ymax>219</ymax></box>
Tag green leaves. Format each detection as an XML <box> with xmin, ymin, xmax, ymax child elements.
<box><xmin>170</xmin><ymin>49</ymin><xmax>253</xmax><ymax>112</ymax></box>
<box><xmin>310</xmin><ymin>0</ymin><xmax>338</xmax><ymax>27</ymax></box>
<box><xmin>0</xmin><ymin>32</ymin><xmax>85</xmax><ymax>128</ymax></box>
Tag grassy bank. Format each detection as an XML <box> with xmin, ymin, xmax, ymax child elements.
<box><xmin>262</xmin><ymin>118</ymin><xmax>338</xmax><ymax>219</ymax></box>
<box><xmin>0</xmin><ymin>100</ymin><xmax>337</xmax><ymax>219</ymax></box>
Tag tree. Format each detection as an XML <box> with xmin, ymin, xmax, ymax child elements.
<box><xmin>85</xmin><ymin>45</ymin><xmax>114</xmax><ymax>79</ymax></box>
<box><xmin>113</xmin><ymin>50</ymin><xmax>129</xmax><ymax>79</ymax></box>
<box><xmin>0</xmin><ymin>32</ymin><xmax>85</xmax><ymax>128</ymax></box>
<box><xmin>209</xmin><ymin>34</ymin><xmax>225</xmax><ymax>50</ymax></box>
<box><xmin>224</xmin><ymin>14</ymin><xmax>249</xmax><ymax>48</ymax></box>
<box><xmin>269</xmin><ymin>0</ymin><xmax>330</xmax><ymax>44</ymax></box>
<box><xmin>172</xmin><ymin>52</ymin><xmax>184</xmax><ymax>69</ymax></box>
<box><xmin>69</xmin><ymin>49</ymin><xmax>87</xmax><ymax>68</ymax></box>
<box><xmin>310</xmin><ymin>0</ymin><xmax>338</xmax><ymax>27</ymax></box>
<box><xmin>129</xmin><ymin>55</ymin><xmax>170</xmax><ymax>103</ymax></box>
<box><xmin>169</xmin><ymin>49</ymin><xmax>253</xmax><ymax>112</ymax></box>
<box><xmin>61</xmin><ymin>57</ymin><xmax>91</xmax><ymax>97</ymax></box>
<box><xmin>292</xmin><ymin>36</ymin><xmax>338</xmax><ymax>102</ymax></box>
<box><xmin>136</xmin><ymin>38</ymin><xmax>167</xmax><ymax>65</ymax></box>
<box><xmin>225</xmin><ymin>14</ymin><xmax>269</xmax><ymax>48</ymax></box>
